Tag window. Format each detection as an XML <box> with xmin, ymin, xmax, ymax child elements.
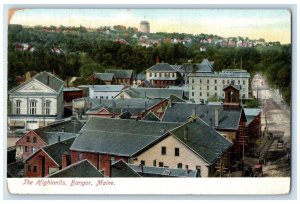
<box><xmin>100</xmin><ymin>96</ymin><xmax>104</xmax><ymax>99</ymax></box>
<box><xmin>192</xmin><ymin>86</ymin><xmax>194</xmax><ymax>90</ymax></box>
<box><xmin>191</xmin><ymin>79</ymin><xmax>194</xmax><ymax>83</ymax></box>
<box><xmin>243</xmin><ymin>80</ymin><xmax>245</xmax><ymax>85</ymax></box>
<box><xmin>106</xmin><ymin>96</ymin><xmax>108</xmax><ymax>99</ymax></box>
<box><xmin>45</xmin><ymin>100</ymin><xmax>51</xmax><ymax>115</ymax></box>
<box><xmin>27</xmin><ymin>165</ymin><xmax>31</xmax><ymax>172</ymax></box>
<box><xmin>199</xmin><ymin>87</ymin><xmax>202</xmax><ymax>90</ymax></box>
<box><xmin>150</xmin><ymin>73</ymin><xmax>152</xmax><ymax>77</ymax></box>
<box><xmin>177</xmin><ymin>163</ymin><xmax>182</xmax><ymax>169</ymax></box>
<box><xmin>29</xmin><ymin>100</ymin><xmax>37</xmax><ymax>115</ymax></box>
<box><xmin>185</xmin><ymin>165</ymin><xmax>189</xmax><ymax>170</ymax></box>
<box><xmin>141</xmin><ymin>160</ymin><xmax>145</xmax><ymax>165</ymax></box>
<box><xmin>25</xmin><ymin>146</ymin><xmax>29</xmax><ymax>152</ymax></box>
<box><xmin>232</xmin><ymin>80</ymin><xmax>235</xmax><ymax>85</ymax></box>
<box><xmin>215</xmin><ymin>79</ymin><xmax>217</xmax><ymax>84</ymax></box>
<box><xmin>16</xmin><ymin>100</ymin><xmax>21</xmax><ymax>114</ymax></box>
<box><xmin>155</xmin><ymin>73</ymin><xmax>157</xmax><ymax>77</ymax></box>
<box><xmin>78</xmin><ymin>152</ymin><xmax>83</xmax><ymax>161</ymax></box>
<box><xmin>175</xmin><ymin>148</ymin><xmax>180</xmax><ymax>156</ymax></box>
<box><xmin>207</xmin><ymin>79</ymin><xmax>209</xmax><ymax>84</ymax></box>
<box><xmin>207</xmin><ymin>92</ymin><xmax>209</xmax><ymax>97</ymax></box>
<box><xmin>33</xmin><ymin>137</ymin><xmax>37</xmax><ymax>143</ymax></box>
<box><xmin>238</xmin><ymin>80</ymin><xmax>240</xmax><ymax>85</ymax></box>
<box><xmin>26</xmin><ymin>136</ymin><xmax>30</xmax><ymax>142</ymax></box>
<box><xmin>227</xmin><ymin>80</ymin><xmax>230</xmax><ymax>84</ymax></box>
<box><xmin>191</xmin><ymin>92</ymin><xmax>194</xmax><ymax>97</ymax></box>
<box><xmin>161</xmin><ymin>146</ymin><xmax>166</xmax><ymax>155</ymax></box>
<box><xmin>32</xmin><ymin>147</ymin><xmax>36</xmax><ymax>153</ymax></box>
<box><xmin>215</xmin><ymin>86</ymin><xmax>217</xmax><ymax>91</ymax></box>
<box><xmin>159</xmin><ymin>162</ymin><xmax>164</xmax><ymax>167</ymax></box>
<box><xmin>200</xmin><ymin>79</ymin><xmax>202</xmax><ymax>84</ymax></box>
<box><xmin>33</xmin><ymin>165</ymin><xmax>37</xmax><ymax>173</ymax></box>
<box><xmin>222</xmin><ymin>80</ymin><xmax>225</xmax><ymax>84</ymax></box>
<box><xmin>200</xmin><ymin>92</ymin><xmax>202</xmax><ymax>96</ymax></box>
<box><xmin>153</xmin><ymin>160</ymin><xmax>157</xmax><ymax>167</ymax></box>
<box><xmin>215</xmin><ymin>92</ymin><xmax>217</xmax><ymax>97</ymax></box>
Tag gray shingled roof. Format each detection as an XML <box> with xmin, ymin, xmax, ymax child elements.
<box><xmin>87</xmin><ymin>98</ymin><xmax>162</xmax><ymax>115</ymax></box>
<box><xmin>48</xmin><ymin>160</ymin><xmax>104</xmax><ymax>178</ymax></box>
<box><xmin>43</xmin><ymin>132</ymin><xmax>79</xmax><ymax>145</ymax></box>
<box><xmin>170</xmin><ymin>119</ymin><xmax>232</xmax><ymax>165</ymax></box>
<box><xmin>9</xmin><ymin>71</ymin><xmax>64</xmax><ymax>93</ymax></box>
<box><xmin>128</xmin><ymin>164</ymin><xmax>197</xmax><ymax>177</ymax></box>
<box><xmin>95</xmin><ymin>73</ymin><xmax>114</xmax><ymax>81</ymax></box>
<box><xmin>111</xmin><ymin>160</ymin><xmax>141</xmax><ymax>177</ymax></box>
<box><xmin>42</xmin><ymin>137</ymin><xmax>76</xmax><ymax>165</ymax></box>
<box><xmin>89</xmin><ymin>85</ymin><xmax>124</xmax><ymax>92</ymax></box>
<box><xmin>162</xmin><ymin>103</ymin><xmax>243</xmax><ymax>130</ymax></box>
<box><xmin>141</xmin><ymin>112</ymin><xmax>161</xmax><ymax>121</ymax></box>
<box><xmin>146</xmin><ymin>63</ymin><xmax>178</xmax><ymax>73</ymax></box>
<box><xmin>71</xmin><ymin>117</ymin><xmax>181</xmax><ymax>156</ymax></box>
<box><xmin>34</xmin><ymin>119</ymin><xmax>84</xmax><ymax>144</ymax></box>
<box><xmin>122</xmin><ymin>88</ymin><xmax>184</xmax><ymax>99</ymax></box>
<box><xmin>105</xmin><ymin>69</ymin><xmax>133</xmax><ymax>79</ymax></box>
<box><xmin>223</xmin><ymin>84</ymin><xmax>241</xmax><ymax>90</ymax></box>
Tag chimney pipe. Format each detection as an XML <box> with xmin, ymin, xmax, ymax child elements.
<box><xmin>58</xmin><ymin>135</ymin><xmax>61</xmax><ymax>142</ymax></box>
<box><xmin>215</xmin><ymin>108</ymin><xmax>219</xmax><ymax>127</ymax></box>
<box><xmin>61</xmin><ymin>154</ymin><xmax>68</xmax><ymax>169</ymax></box>
<box><xmin>139</xmin><ymin>164</ymin><xmax>144</xmax><ymax>173</ymax></box>
<box><xmin>47</xmin><ymin>75</ymin><xmax>50</xmax><ymax>85</ymax></box>
<box><xmin>184</xmin><ymin>126</ymin><xmax>188</xmax><ymax>141</ymax></box>
<box><xmin>210</xmin><ymin>118</ymin><xmax>213</xmax><ymax>129</ymax></box>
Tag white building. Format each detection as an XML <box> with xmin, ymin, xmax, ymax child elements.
<box><xmin>188</xmin><ymin>67</ymin><xmax>250</xmax><ymax>103</ymax></box>
<box><xmin>8</xmin><ymin>71</ymin><xmax>64</xmax><ymax>131</ymax></box>
<box><xmin>139</xmin><ymin>21</ymin><xmax>150</xmax><ymax>33</ymax></box>
<box><xmin>88</xmin><ymin>85</ymin><xmax>125</xmax><ymax>99</ymax></box>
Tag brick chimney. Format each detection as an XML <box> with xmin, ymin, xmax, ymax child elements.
<box><xmin>61</xmin><ymin>153</ymin><xmax>68</xmax><ymax>169</ymax></box>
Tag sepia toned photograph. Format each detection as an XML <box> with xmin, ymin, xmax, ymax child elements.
<box><xmin>5</xmin><ymin>7</ymin><xmax>292</xmax><ymax>194</ymax></box>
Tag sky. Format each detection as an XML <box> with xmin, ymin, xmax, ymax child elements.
<box><xmin>10</xmin><ymin>9</ymin><xmax>291</xmax><ymax>44</ymax></box>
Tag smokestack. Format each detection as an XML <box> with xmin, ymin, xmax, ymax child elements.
<box><xmin>156</xmin><ymin>56</ymin><xmax>160</xmax><ymax>64</ymax></box>
<box><xmin>184</xmin><ymin>126</ymin><xmax>188</xmax><ymax>141</ymax></box>
<box><xmin>139</xmin><ymin>164</ymin><xmax>144</xmax><ymax>173</ymax></box>
<box><xmin>185</xmin><ymin>165</ymin><xmax>189</xmax><ymax>175</ymax></box>
<box><xmin>215</xmin><ymin>108</ymin><xmax>219</xmax><ymax>127</ymax></box>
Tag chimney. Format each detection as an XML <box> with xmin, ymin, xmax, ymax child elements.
<box><xmin>183</xmin><ymin>126</ymin><xmax>188</xmax><ymax>141</ymax></box>
<box><xmin>47</xmin><ymin>75</ymin><xmax>50</xmax><ymax>85</ymax></box>
<box><xmin>61</xmin><ymin>153</ymin><xmax>68</xmax><ymax>169</ymax></box>
<box><xmin>139</xmin><ymin>164</ymin><xmax>144</xmax><ymax>173</ymax></box>
<box><xmin>156</xmin><ymin>56</ymin><xmax>160</xmax><ymax>64</ymax></box>
<box><xmin>215</xmin><ymin>108</ymin><xmax>219</xmax><ymax>127</ymax></box>
<box><xmin>185</xmin><ymin>165</ymin><xmax>189</xmax><ymax>175</ymax></box>
<box><xmin>210</xmin><ymin>118</ymin><xmax>213</xmax><ymax>129</ymax></box>
<box><xmin>58</xmin><ymin>135</ymin><xmax>61</xmax><ymax>142</ymax></box>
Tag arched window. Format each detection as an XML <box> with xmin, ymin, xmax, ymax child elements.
<box><xmin>16</xmin><ymin>100</ymin><xmax>21</xmax><ymax>114</ymax></box>
<box><xmin>45</xmin><ymin>100</ymin><xmax>51</xmax><ymax>115</ymax></box>
<box><xmin>177</xmin><ymin>163</ymin><xmax>182</xmax><ymax>169</ymax></box>
<box><xmin>29</xmin><ymin>100</ymin><xmax>37</xmax><ymax>115</ymax></box>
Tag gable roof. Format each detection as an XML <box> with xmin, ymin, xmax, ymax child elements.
<box><xmin>146</xmin><ymin>63</ymin><xmax>178</xmax><ymax>73</ymax></box>
<box><xmin>42</xmin><ymin>137</ymin><xmax>76</xmax><ymax>165</ymax></box>
<box><xmin>87</xmin><ymin>98</ymin><xmax>162</xmax><ymax>115</ymax></box>
<box><xmin>141</xmin><ymin>112</ymin><xmax>161</xmax><ymax>121</ymax></box>
<box><xmin>70</xmin><ymin>117</ymin><xmax>181</xmax><ymax>157</ymax></box>
<box><xmin>111</xmin><ymin>160</ymin><xmax>141</xmax><ymax>177</ymax></box>
<box><xmin>105</xmin><ymin>69</ymin><xmax>133</xmax><ymax>79</ymax></box>
<box><xmin>223</xmin><ymin>84</ymin><xmax>241</xmax><ymax>91</ymax></box>
<box><xmin>128</xmin><ymin>164</ymin><xmax>198</xmax><ymax>177</ymax></box>
<box><xmin>34</xmin><ymin>118</ymin><xmax>84</xmax><ymax>144</ymax></box>
<box><xmin>120</xmin><ymin>88</ymin><xmax>184</xmax><ymax>99</ymax></box>
<box><xmin>9</xmin><ymin>71</ymin><xmax>64</xmax><ymax>93</ymax></box>
<box><xmin>162</xmin><ymin>102</ymin><xmax>243</xmax><ymax>130</ymax></box>
<box><xmin>170</xmin><ymin>118</ymin><xmax>232</xmax><ymax>165</ymax></box>
<box><xmin>47</xmin><ymin>159</ymin><xmax>104</xmax><ymax>178</ymax></box>
<box><xmin>95</xmin><ymin>73</ymin><xmax>115</xmax><ymax>81</ymax></box>
<box><xmin>244</xmin><ymin>108</ymin><xmax>261</xmax><ymax>125</ymax></box>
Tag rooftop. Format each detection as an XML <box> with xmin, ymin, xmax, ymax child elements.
<box><xmin>105</xmin><ymin>69</ymin><xmax>133</xmax><ymax>79</ymax></box>
<box><xmin>71</xmin><ymin>117</ymin><xmax>181</xmax><ymax>157</ymax></box>
<box><xmin>121</xmin><ymin>88</ymin><xmax>184</xmax><ymax>99</ymax></box>
<box><xmin>47</xmin><ymin>160</ymin><xmax>104</xmax><ymax>178</ymax></box>
<box><xmin>95</xmin><ymin>73</ymin><xmax>115</xmax><ymax>81</ymax></box>
<box><xmin>89</xmin><ymin>85</ymin><xmax>125</xmax><ymax>92</ymax></box>
<box><xmin>146</xmin><ymin>63</ymin><xmax>178</xmax><ymax>73</ymax></box>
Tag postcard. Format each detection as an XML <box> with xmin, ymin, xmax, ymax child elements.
<box><xmin>5</xmin><ymin>7</ymin><xmax>292</xmax><ymax>195</ymax></box>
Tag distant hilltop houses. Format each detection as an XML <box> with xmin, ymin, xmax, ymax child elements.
<box><xmin>11</xmin><ymin>24</ymin><xmax>277</xmax><ymax>50</ymax></box>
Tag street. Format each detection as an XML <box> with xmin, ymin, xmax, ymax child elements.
<box><xmin>250</xmin><ymin>73</ymin><xmax>291</xmax><ymax>177</ymax></box>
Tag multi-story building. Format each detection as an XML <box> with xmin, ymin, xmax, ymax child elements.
<box><xmin>139</xmin><ymin>20</ymin><xmax>150</xmax><ymax>33</ymax></box>
<box><xmin>8</xmin><ymin>71</ymin><xmax>64</xmax><ymax>131</ymax></box>
<box><xmin>145</xmin><ymin>63</ymin><xmax>182</xmax><ymax>88</ymax></box>
<box><xmin>188</xmin><ymin>68</ymin><xmax>250</xmax><ymax>103</ymax></box>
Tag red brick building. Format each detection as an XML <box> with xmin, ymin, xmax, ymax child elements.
<box><xmin>25</xmin><ymin>137</ymin><xmax>75</xmax><ymax>177</ymax></box>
